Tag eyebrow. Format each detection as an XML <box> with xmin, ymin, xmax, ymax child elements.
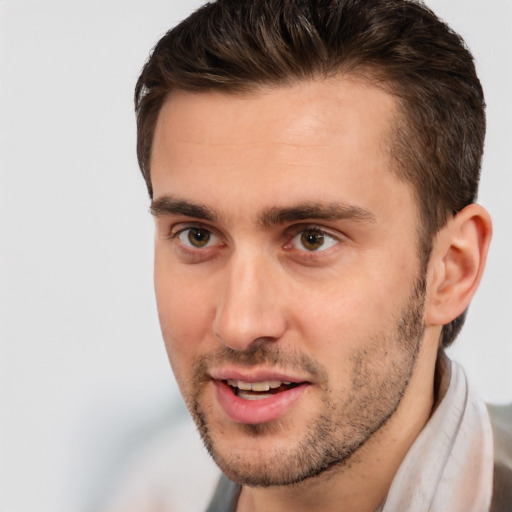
<box><xmin>150</xmin><ymin>196</ymin><xmax>217</xmax><ymax>221</ymax></box>
<box><xmin>258</xmin><ymin>203</ymin><xmax>376</xmax><ymax>227</ymax></box>
<box><xmin>150</xmin><ymin>196</ymin><xmax>376</xmax><ymax>227</ymax></box>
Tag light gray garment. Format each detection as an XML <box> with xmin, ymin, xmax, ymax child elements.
<box><xmin>380</xmin><ymin>358</ymin><xmax>493</xmax><ymax>512</ymax></box>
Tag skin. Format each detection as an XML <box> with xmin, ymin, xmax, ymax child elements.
<box><xmin>149</xmin><ymin>78</ymin><xmax>491</xmax><ymax>512</ymax></box>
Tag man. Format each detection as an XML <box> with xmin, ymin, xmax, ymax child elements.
<box><xmin>134</xmin><ymin>0</ymin><xmax>511</xmax><ymax>510</ymax></box>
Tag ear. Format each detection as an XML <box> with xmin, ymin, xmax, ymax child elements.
<box><xmin>425</xmin><ymin>204</ymin><xmax>492</xmax><ymax>328</ymax></box>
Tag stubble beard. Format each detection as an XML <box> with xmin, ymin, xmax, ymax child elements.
<box><xmin>184</xmin><ymin>274</ymin><xmax>426</xmax><ymax>487</ymax></box>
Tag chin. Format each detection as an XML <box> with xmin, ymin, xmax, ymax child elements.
<box><xmin>193</xmin><ymin>408</ymin><xmax>372</xmax><ymax>488</ymax></box>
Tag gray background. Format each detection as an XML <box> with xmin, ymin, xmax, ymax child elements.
<box><xmin>1</xmin><ymin>1</ymin><xmax>511</xmax><ymax>510</ymax></box>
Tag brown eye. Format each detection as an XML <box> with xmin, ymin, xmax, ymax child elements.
<box><xmin>290</xmin><ymin>228</ymin><xmax>339</xmax><ymax>252</ymax></box>
<box><xmin>177</xmin><ymin>228</ymin><xmax>215</xmax><ymax>248</ymax></box>
<box><xmin>300</xmin><ymin>230</ymin><xmax>325</xmax><ymax>251</ymax></box>
<box><xmin>187</xmin><ymin>228</ymin><xmax>211</xmax><ymax>247</ymax></box>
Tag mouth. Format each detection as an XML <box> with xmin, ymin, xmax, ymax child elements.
<box><xmin>211</xmin><ymin>372</ymin><xmax>310</xmax><ymax>424</ymax></box>
<box><xmin>225</xmin><ymin>379</ymin><xmax>300</xmax><ymax>400</ymax></box>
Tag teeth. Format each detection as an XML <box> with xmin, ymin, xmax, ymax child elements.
<box><xmin>226</xmin><ymin>379</ymin><xmax>290</xmax><ymax>391</ymax></box>
<box><xmin>237</xmin><ymin>381</ymin><xmax>252</xmax><ymax>391</ymax></box>
<box><xmin>238</xmin><ymin>391</ymin><xmax>273</xmax><ymax>400</ymax></box>
<box><xmin>251</xmin><ymin>381</ymin><xmax>270</xmax><ymax>391</ymax></box>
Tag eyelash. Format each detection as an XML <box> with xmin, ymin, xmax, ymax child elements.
<box><xmin>168</xmin><ymin>223</ymin><xmax>342</xmax><ymax>258</ymax></box>
<box><xmin>169</xmin><ymin>223</ymin><xmax>220</xmax><ymax>247</ymax></box>
<box><xmin>285</xmin><ymin>225</ymin><xmax>340</xmax><ymax>253</ymax></box>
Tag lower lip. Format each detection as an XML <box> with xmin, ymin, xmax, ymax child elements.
<box><xmin>214</xmin><ymin>380</ymin><xmax>309</xmax><ymax>424</ymax></box>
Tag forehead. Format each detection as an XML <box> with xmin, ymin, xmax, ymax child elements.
<box><xmin>150</xmin><ymin>78</ymin><xmax>415</xmax><ymax>225</ymax></box>
<box><xmin>152</xmin><ymin>78</ymin><xmax>396</xmax><ymax>161</ymax></box>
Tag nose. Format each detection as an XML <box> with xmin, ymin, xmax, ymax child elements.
<box><xmin>212</xmin><ymin>251</ymin><xmax>287</xmax><ymax>351</ymax></box>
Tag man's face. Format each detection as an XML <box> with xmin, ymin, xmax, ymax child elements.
<box><xmin>150</xmin><ymin>79</ymin><xmax>428</xmax><ymax>486</ymax></box>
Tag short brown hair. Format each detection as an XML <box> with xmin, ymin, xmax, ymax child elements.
<box><xmin>135</xmin><ymin>0</ymin><xmax>485</xmax><ymax>347</ymax></box>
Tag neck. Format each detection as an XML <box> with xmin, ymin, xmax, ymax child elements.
<box><xmin>237</xmin><ymin>334</ymin><xmax>440</xmax><ymax>512</ymax></box>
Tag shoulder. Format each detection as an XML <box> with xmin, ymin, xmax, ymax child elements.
<box><xmin>487</xmin><ymin>403</ymin><xmax>512</xmax><ymax>512</ymax></box>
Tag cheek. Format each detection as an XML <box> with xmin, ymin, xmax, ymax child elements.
<box><xmin>155</xmin><ymin>283</ymin><xmax>208</xmax><ymax>400</ymax></box>
<box><xmin>154</xmin><ymin>260</ymin><xmax>215</xmax><ymax>361</ymax></box>
<box><xmin>291</xmin><ymin>271</ymin><xmax>411</xmax><ymax>379</ymax></box>
<box><xmin>295</xmin><ymin>274</ymin><xmax>397</xmax><ymax>332</ymax></box>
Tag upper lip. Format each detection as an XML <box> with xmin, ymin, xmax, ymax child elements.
<box><xmin>209</xmin><ymin>367</ymin><xmax>310</xmax><ymax>384</ymax></box>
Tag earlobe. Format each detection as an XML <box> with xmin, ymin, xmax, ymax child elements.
<box><xmin>425</xmin><ymin>204</ymin><xmax>492</xmax><ymax>328</ymax></box>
